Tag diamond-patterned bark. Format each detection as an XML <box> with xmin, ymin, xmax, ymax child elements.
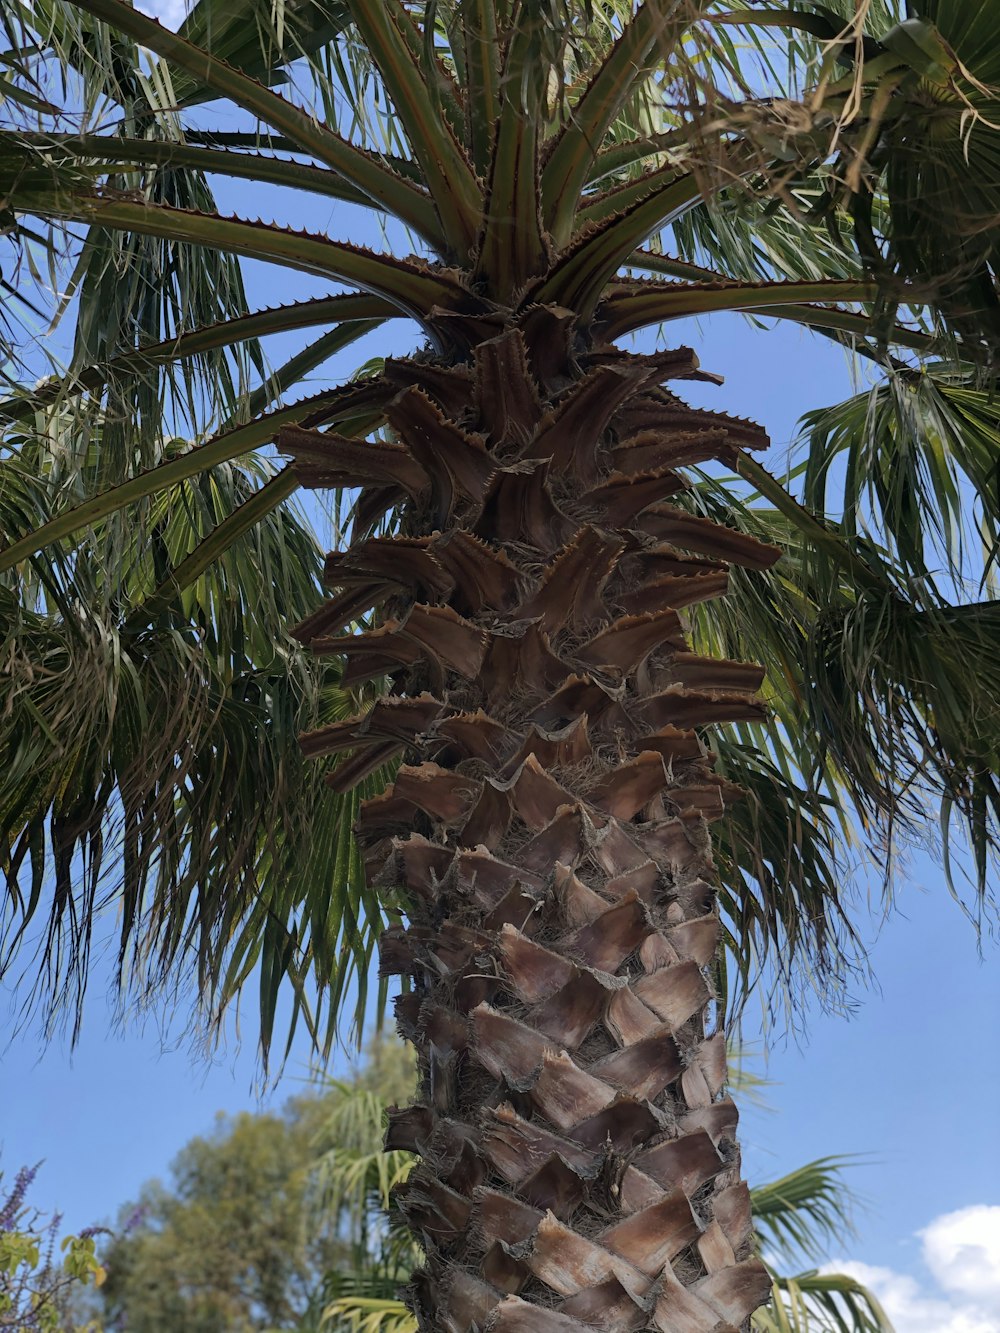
<box><xmin>287</xmin><ymin>307</ymin><xmax>779</xmax><ymax>1331</ymax></box>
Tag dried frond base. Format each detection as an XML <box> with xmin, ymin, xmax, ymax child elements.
<box><xmin>287</xmin><ymin>305</ymin><xmax>773</xmax><ymax>1331</ymax></box>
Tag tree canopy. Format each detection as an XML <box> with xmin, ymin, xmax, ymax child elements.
<box><xmin>1</xmin><ymin>0</ymin><xmax>997</xmax><ymax>1066</ymax></box>
<box><xmin>95</xmin><ymin>1093</ymin><xmax>340</xmax><ymax>1331</ymax></box>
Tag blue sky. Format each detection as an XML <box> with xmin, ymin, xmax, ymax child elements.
<box><xmin>3</xmin><ymin>4</ymin><xmax>1000</xmax><ymax>1327</ymax></box>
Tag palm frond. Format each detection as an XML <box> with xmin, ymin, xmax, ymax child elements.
<box><xmin>750</xmin><ymin>1154</ymin><xmax>893</xmax><ymax>1331</ymax></box>
<box><xmin>0</xmin><ymin>406</ymin><xmax>394</xmax><ymax>1060</ymax></box>
<box><xmin>3</xmin><ymin>8</ymin><xmax>265</xmax><ymax>402</ymax></box>
<box><xmin>321</xmin><ymin>1290</ymin><xmax>416</xmax><ymax>1333</ymax></box>
<box><xmin>646</xmin><ymin>1</ymin><xmax>1000</xmax><ymax>364</ymax></box>
<box><xmin>64</xmin><ymin>159</ymin><xmax>264</xmax><ymax>470</ymax></box>
<box><xmin>801</xmin><ymin>365</ymin><xmax>1000</xmax><ymax>588</ymax></box>
<box><xmin>687</xmin><ymin>461</ymin><xmax>1000</xmax><ymax>946</ymax></box>
<box><xmin>312</xmin><ymin>1082</ymin><xmax>415</xmax><ymax>1220</ymax></box>
<box><xmin>754</xmin><ymin>1271</ymin><xmax>892</xmax><ymax>1333</ymax></box>
<box><xmin>876</xmin><ymin>1</ymin><xmax>1000</xmax><ymax>357</ymax></box>
<box><xmin>752</xmin><ymin>1159</ymin><xmax>862</xmax><ymax>1267</ymax></box>
<box><xmin>174</xmin><ymin>0</ymin><xmax>353</xmax><ymax>109</ymax></box>
<box><xmin>712</xmin><ymin>732</ymin><xmax>864</xmax><ymax>1024</ymax></box>
<box><xmin>1</xmin><ymin>0</ymin><xmax>407</xmax><ymax>429</ymax></box>
<box><xmin>307</xmin><ymin>1065</ymin><xmax>420</xmax><ymax>1327</ymax></box>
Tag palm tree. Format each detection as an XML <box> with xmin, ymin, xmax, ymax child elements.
<box><xmin>3</xmin><ymin>0</ymin><xmax>1000</xmax><ymax>1325</ymax></box>
<box><xmin>0</xmin><ymin>397</ymin><xmax>392</xmax><ymax>1053</ymax></box>
<box><xmin>312</xmin><ymin>1055</ymin><xmax>892</xmax><ymax>1333</ymax></box>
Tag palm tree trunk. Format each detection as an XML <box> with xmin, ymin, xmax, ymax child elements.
<box><xmin>288</xmin><ymin>306</ymin><xmax>777</xmax><ymax>1331</ymax></box>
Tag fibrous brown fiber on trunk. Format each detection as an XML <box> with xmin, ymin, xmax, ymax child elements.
<box><xmin>286</xmin><ymin>305</ymin><xmax>781</xmax><ymax>1332</ymax></box>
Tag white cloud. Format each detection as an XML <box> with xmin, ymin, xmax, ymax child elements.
<box><xmin>825</xmin><ymin>1206</ymin><xmax>1000</xmax><ymax>1333</ymax></box>
<box><xmin>921</xmin><ymin>1206</ymin><xmax>1000</xmax><ymax>1305</ymax></box>
<box><xmin>829</xmin><ymin>1260</ymin><xmax>998</xmax><ymax>1333</ymax></box>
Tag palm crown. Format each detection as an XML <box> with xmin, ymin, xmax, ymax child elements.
<box><xmin>2</xmin><ymin>2</ymin><xmax>999</xmax><ymax>1326</ymax></box>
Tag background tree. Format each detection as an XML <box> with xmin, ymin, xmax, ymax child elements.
<box><xmin>97</xmin><ymin>1094</ymin><xmax>340</xmax><ymax>1333</ymax></box>
<box><xmin>86</xmin><ymin>1038</ymin><xmax>412</xmax><ymax>1332</ymax></box>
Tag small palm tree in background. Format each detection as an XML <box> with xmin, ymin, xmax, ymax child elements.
<box><xmin>3</xmin><ymin>1</ymin><xmax>1000</xmax><ymax>1327</ymax></box>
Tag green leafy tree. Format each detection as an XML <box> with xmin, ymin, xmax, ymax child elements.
<box><xmin>97</xmin><ymin>1095</ymin><xmax>342</xmax><ymax>1333</ymax></box>
<box><xmin>2</xmin><ymin>0</ymin><xmax>999</xmax><ymax>1326</ymax></box>
<box><xmin>88</xmin><ymin>1038</ymin><xmax>413</xmax><ymax>1333</ymax></box>
<box><xmin>312</xmin><ymin>1054</ymin><xmax>891</xmax><ymax>1333</ymax></box>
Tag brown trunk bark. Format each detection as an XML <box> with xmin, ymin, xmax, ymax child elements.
<box><xmin>287</xmin><ymin>306</ymin><xmax>780</xmax><ymax>1331</ymax></box>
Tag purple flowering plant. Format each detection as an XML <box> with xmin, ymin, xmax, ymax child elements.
<box><xmin>0</xmin><ymin>1163</ymin><xmax>108</xmax><ymax>1332</ymax></box>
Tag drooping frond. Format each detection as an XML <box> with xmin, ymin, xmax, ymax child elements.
<box><xmin>752</xmin><ymin>1159</ymin><xmax>862</xmax><ymax>1267</ymax></box>
<box><xmin>687</xmin><ymin>461</ymin><xmax>1000</xmax><ymax>931</ymax></box>
<box><xmin>750</xmin><ymin>1158</ymin><xmax>893</xmax><ymax>1331</ymax></box>
<box><xmin>0</xmin><ymin>405</ymin><xmax>395</xmax><ymax>1059</ymax></box>
<box><xmin>665</xmin><ymin>0</ymin><xmax>1000</xmax><ymax>362</ymax></box>
<box><xmin>754</xmin><ymin>1271</ymin><xmax>892</xmax><ymax>1332</ymax></box>
<box><xmin>801</xmin><ymin>366</ymin><xmax>1000</xmax><ymax>587</ymax></box>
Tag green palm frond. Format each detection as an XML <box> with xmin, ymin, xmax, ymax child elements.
<box><xmin>656</xmin><ymin>1</ymin><xmax>1000</xmax><ymax>363</ymax></box>
<box><xmin>688</xmin><ymin>461</ymin><xmax>999</xmax><ymax>938</ymax></box>
<box><xmin>752</xmin><ymin>1159</ymin><xmax>862</xmax><ymax>1266</ymax></box>
<box><xmin>173</xmin><ymin>0</ymin><xmax>353</xmax><ymax>108</ymax></box>
<box><xmin>312</xmin><ymin>1083</ymin><xmax>415</xmax><ymax>1221</ymax></box>
<box><xmin>712</xmin><ymin>732</ymin><xmax>864</xmax><ymax>1022</ymax></box>
<box><xmin>307</xmin><ymin>1064</ymin><xmax>420</xmax><ymax>1329</ymax></box>
<box><xmin>0</xmin><ymin>0</ymin><xmax>997</xmax><ymax>1065</ymax></box>
<box><xmin>7</xmin><ymin>0</ymin><xmax>354</xmax><ymax>117</ymax></box>
<box><xmin>750</xmin><ymin>1158</ymin><xmax>892</xmax><ymax>1332</ymax></box>
<box><xmin>754</xmin><ymin>1272</ymin><xmax>892</xmax><ymax>1333</ymax></box>
<box><xmin>63</xmin><ymin>156</ymin><xmax>264</xmax><ymax>463</ymax></box>
<box><xmin>804</xmin><ymin>590</ymin><xmax>1000</xmax><ymax>908</ymax></box>
<box><xmin>321</xmin><ymin>1290</ymin><xmax>416</xmax><ymax>1333</ymax></box>
<box><xmin>2</xmin><ymin>9</ymin><xmax>260</xmax><ymax>395</ymax></box>
<box><xmin>876</xmin><ymin>1</ymin><xmax>1000</xmax><ymax>354</ymax></box>
<box><xmin>801</xmin><ymin>365</ymin><xmax>1000</xmax><ymax>587</ymax></box>
<box><xmin>0</xmin><ymin>405</ymin><xmax>394</xmax><ymax>1059</ymax></box>
<box><xmin>2</xmin><ymin>0</ymin><xmax>381</xmax><ymax>428</ymax></box>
